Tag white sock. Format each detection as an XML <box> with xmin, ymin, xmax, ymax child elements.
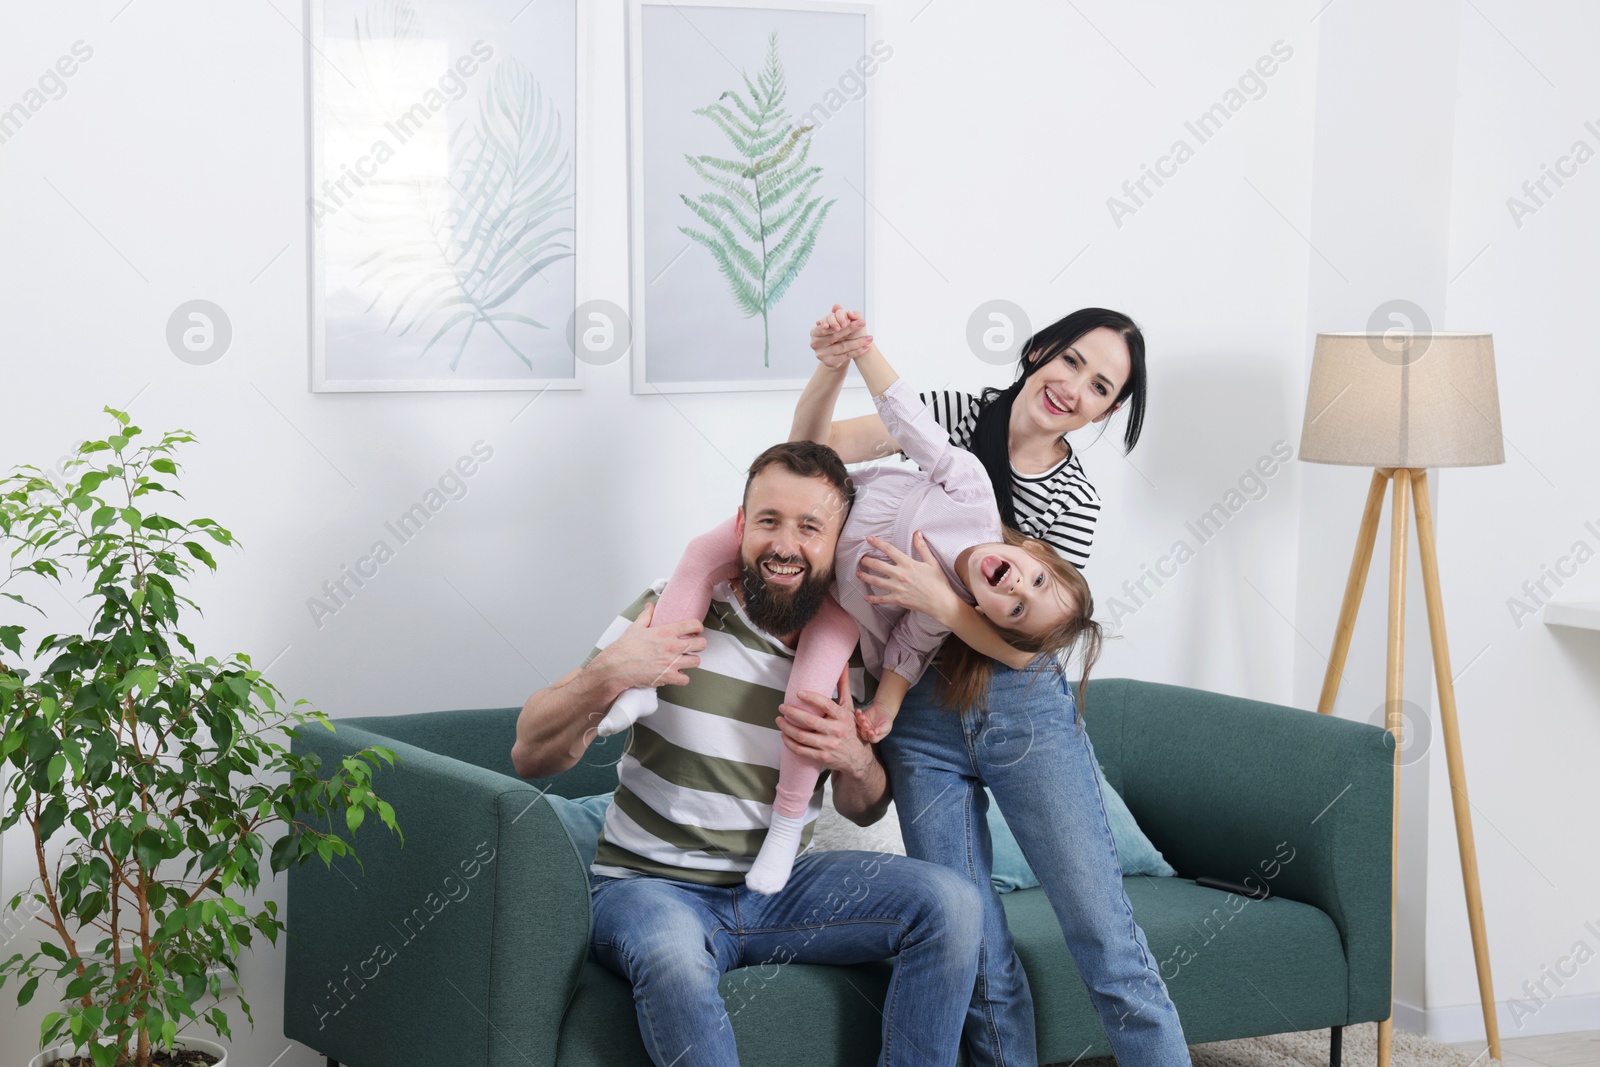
<box><xmin>745</xmin><ymin>812</ymin><xmax>806</xmax><ymax>895</ymax></box>
<box><xmin>597</xmin><ymin>686</ymin><xmax>658</xmax><ymax>738</ymax></box>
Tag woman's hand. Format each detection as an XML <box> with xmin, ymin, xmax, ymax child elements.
<box><xmin>811</xmin><ymin>303</ymin><xmax>872</xmax><ymax>369</ymax></box>
<box><xmin>855</xmin><ymin>532</ymin><xmax>962</xmax><ymax>625</ymax></box>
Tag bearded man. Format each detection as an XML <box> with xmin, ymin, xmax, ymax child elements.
<box><xmin>512</xmin><ymin>440</ymin><xmax>982</xmax><ymax>1067</ymax></box>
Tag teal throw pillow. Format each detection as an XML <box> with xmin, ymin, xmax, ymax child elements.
<box><xmin>986</xmin><ymin>762</ymin><xmax>1176</xmax><ymax>892</ymax></box>
<box><xmin>546</xmin><ymin>792</ymin><xmax>614</xmax><ymax>870</ymax></box>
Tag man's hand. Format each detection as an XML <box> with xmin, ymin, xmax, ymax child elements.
<box><xmin>512</xmin><ymin>602</ymin><xmax>708</xmax><ymax>780</ymax></box>
<box><xmin>593</xmin><ymin>602</ymin><xmax>706</xmax><ymax>690</ymax></box>
<box><xmin>778</xmin><ymin>667</ymin><xmax>892</xmax><ymax>826</ymax></box>
<box><xmin>776</xmin><ymin>670</ymin><xmax>875</xmax><ymax>780</ymax></box>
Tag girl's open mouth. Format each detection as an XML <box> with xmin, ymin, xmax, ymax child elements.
<box><xmin>1042</xmin><ymin>385</ymin><xmax>1073</xmax><ymax>417</ymax></box>
<box><xmin>980</xmin><ymin>555</ymin><xmax>1011</xmax><ymax>588</ymax></box>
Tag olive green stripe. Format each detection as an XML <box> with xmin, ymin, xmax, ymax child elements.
<box><xmin>627</xmin><ymin>723</ymin><xmax>778</xmax><ymax>802</ymax></box>
<box><xmin>621</xmin><ymin>589</ymin><xmax>659</xmax><ymax>623</ymax></box>
<box><xmin>665</xmin><ymin>671</ymin><xmax>787</xmax><ymax>728</ymax></box>
<box><xmin>592</xmin><ymin>840</ymin><xmax>747</xmax><ymax>886</ymax></box>
<box><xmin>612</xmin><ymin>785</ymin><xmax>769</xmax><ymax>856</ymax></box>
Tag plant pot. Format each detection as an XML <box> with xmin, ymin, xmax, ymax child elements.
<box><xmin>27</xmin><ymin>1036</ymin><xmax>228</xmax><ymax>1067</ymax></box>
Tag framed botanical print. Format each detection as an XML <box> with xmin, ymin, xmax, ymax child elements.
<box><xmin>628</xmin><ymin>0</ymin><xmax>877</xmax><ymax>393</ymax></box>
<box><xmin>308</xmin><ymin>0</ymin><xmax>580</xmax><ymax>391</ymax></box>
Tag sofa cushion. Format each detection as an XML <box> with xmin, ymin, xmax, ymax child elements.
<box><xmin>1004</xmin><ymin>876</ymin><xmax>1350</xmax><ymax>1056</ymax></box>
<box><xmin>558</xmin><ymin>956</ymin><xmax>894</xmax><ymax>1067</ymax></box>
<box><xmin>555</xmin><ymin>876</ymin><xmax>1350</xmax><ymax>1065</ymax></box>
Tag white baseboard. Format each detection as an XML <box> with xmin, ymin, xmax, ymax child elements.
<box><xmin>1393</xmin><ymin>994</ymin><xmax>1600</xmax><ymax>1043</ymax></box>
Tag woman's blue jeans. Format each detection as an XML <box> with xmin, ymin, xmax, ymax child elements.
<box><xmin>878</xmin><ymin>664</ymin><xmax>1192</xmax><ymax>1067</ymax></box>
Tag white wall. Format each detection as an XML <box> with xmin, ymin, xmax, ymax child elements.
<box><xmin>0</xmin><ymin>0</ymin><xmax>1591</xmax><ymax>1062</ymax></box>
<box><xmin>1422</xmin><ymin>0</ymin><xmax>1600</xmax><ymax>1043</ymax></box>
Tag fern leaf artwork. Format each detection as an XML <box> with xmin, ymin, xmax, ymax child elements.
<box><xmin>348</xmin><ymin>27</ymin><xmax>574</xmax><ymax>372</ymax></box>
<box><xmin>679</xmin><ymin>31</ymin><xmax>836</xmax><ymax>367</ymax></box>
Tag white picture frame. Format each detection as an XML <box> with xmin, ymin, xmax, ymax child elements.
<box><xmin>627</xmin><ymin>0</ymin><xmax>877</xmax><ymax>394</ymax></box>
<box><xmin>306</xmin><ymin>0</ymin><xmax>582</xmax><ymax>392</ymax></box>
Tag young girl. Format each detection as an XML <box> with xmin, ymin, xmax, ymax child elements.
<box><xmin>596</xmin><ymin>342</ymin><xmax>1102</xmax><ymax>893</ymax></box>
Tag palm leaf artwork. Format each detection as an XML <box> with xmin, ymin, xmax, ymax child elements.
<box><xmin>679</xmin><ymin>31</ymin><xmax>836</xmax><ymax>367</ymax></box>
<box><xmin>346</xmin><ymin>17</ymin><xmax>574</xmax><ymax>372</ymax></box>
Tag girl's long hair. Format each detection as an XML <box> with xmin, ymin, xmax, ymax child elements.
<box><xmin>969</xmin><ymin>307</ymin><xmax>1147</xmax><ymax>530</ymax></box>
<box><xmin>932</xmin><ymin>527</ymin><xmax>1105</xmax><ymax>727</ymax></box>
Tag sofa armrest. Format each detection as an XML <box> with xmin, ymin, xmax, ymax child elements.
<box><xmin>1096</xmin><ymin>679</ymin><xmax>1395</xmax><ymax>1024</ymax></box>
<box><xmin>284</xmin><ymin>721</ymin><xmax>591</xmax><ymax>1067</ymax></box>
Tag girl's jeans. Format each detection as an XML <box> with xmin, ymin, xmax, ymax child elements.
<box><xmin>878</xmin><ymin>665</ymin><xmax>1192</xmax><ymax>1067</ymax></box>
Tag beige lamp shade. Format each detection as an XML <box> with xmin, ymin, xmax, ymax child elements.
<box><xmin>1297</xmin><ymin>332</ymin><xmax>1505</xmax><ymax>468</ymax></box>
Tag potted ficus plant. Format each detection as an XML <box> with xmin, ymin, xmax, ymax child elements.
<box><xmin>0</xmin><ymin>408</ymin><xmax>402</xmax><ymax>1067</ymax></box>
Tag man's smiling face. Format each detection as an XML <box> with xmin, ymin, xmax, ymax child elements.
<box><xmin>734</xmin><ymin>466</ymin><xmax>846</xmax><ymax>639</ymax></box>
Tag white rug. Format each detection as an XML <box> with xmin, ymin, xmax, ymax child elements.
<box><xmin>1059</xmin><ymin>1024</ymin><xmax>1480</xmax><ymax>1066</ymax></box>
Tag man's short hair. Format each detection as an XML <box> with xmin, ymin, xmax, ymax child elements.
<box><xmin>743</xmin><ymin>441</ymin><xmax>855</xmax><ymax>516</ymax></box>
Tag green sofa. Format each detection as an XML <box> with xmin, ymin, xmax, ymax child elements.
<box><xmin>284</xmin><ymin>678</ymin><xmax>1394</xmax><ymax>1066</ymax></box>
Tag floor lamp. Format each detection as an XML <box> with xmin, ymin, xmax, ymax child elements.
<box><xmin>1298</xmin><ymin>332</ymin><xmax>1505</xmax><ymax>1066</ymax></box>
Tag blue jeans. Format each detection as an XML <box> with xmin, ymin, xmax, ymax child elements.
<box><xmin>878</xmin><ymin>664</ymin><xmax>1191</xmax><ymax>1067</ymax></box>
<box><xmin>589</xmin><ymin>848</ymin><xmax>983</xmax><ymax>1067</ymax></box>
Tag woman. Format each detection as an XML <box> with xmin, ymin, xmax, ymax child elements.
<box><xmin>790</xmin><ymin>306</ymin><xmax>1190</xmax><ymax>1067</ymax></box>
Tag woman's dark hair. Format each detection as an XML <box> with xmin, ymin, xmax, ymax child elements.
<box><xmin>969</xmin><ymin>307</ymin><xmax>1146</xmax><ymax>530</ymax></box>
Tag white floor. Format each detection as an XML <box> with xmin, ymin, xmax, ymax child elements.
<box><xmin>1448</xmin><ymin>1031</ymin><xmax>1600</xmax><ymax>1067</ymax></box>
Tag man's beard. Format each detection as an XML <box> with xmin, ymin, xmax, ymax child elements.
<box><xmin>739</xmin><ymin>550</ymin><xmax>832</xmax><ymax>637</ymax></box>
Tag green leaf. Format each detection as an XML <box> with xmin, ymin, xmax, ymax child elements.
<box><xmin>151</xmin><ymin>458</ymin><xmax>177</xmax><ymax>474</ymax></box>
<box><xmin>348</xmin><ymin>52</ymin><xmax>574</xmax><ymax>371</ymax></box>
<box><xmin>269</xmin><ymin>834</ymin><xmax>299</xmax><ymax>872</ymax></box>
<box><xmin>17</xmin><ymin>975</ymin><xmax>38</xmax><ymax>1005</ymax></box>
<box><xmin>676</xmin><ymin>30</ymin><xmax>829</xmax><ymax>367</ymax></box>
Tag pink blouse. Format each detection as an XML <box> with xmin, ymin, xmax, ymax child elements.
<box><xmin>832</xmin><ymin>377</ymin><xmax>1003</xmax><ymax>686</ymax></box>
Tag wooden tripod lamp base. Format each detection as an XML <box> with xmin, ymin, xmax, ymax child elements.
<box><xmin>1298</xmin><ymin>332</ymin><xmax>1507</xmax><ymax>1066</ymax></box>
<box><xmin>1314</xmin><ymin>468</ymin><xmax>1501</xmax><ymax>1066</ymax></box>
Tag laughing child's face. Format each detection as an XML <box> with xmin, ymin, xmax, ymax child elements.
<box><xmin>964</xmin><ymin>541</ymin><xmax>1076</xmax><ymax>638</ymax></box>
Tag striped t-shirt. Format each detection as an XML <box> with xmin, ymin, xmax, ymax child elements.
<box><xmin>916</xmin><ymin>390</ymin><xmax>1102</xmax><ymax>570</ymax></box>
<box><xmin>585</xmin><ymin>579</ymin><xmax>874</xmax><ymax>885</ymax></box>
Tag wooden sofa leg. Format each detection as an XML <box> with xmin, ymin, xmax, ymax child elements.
<box><xmin>1330</xmin><ymin>1025</ymin><xmax>1342</xmax><ymax>1067</ymax></box>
